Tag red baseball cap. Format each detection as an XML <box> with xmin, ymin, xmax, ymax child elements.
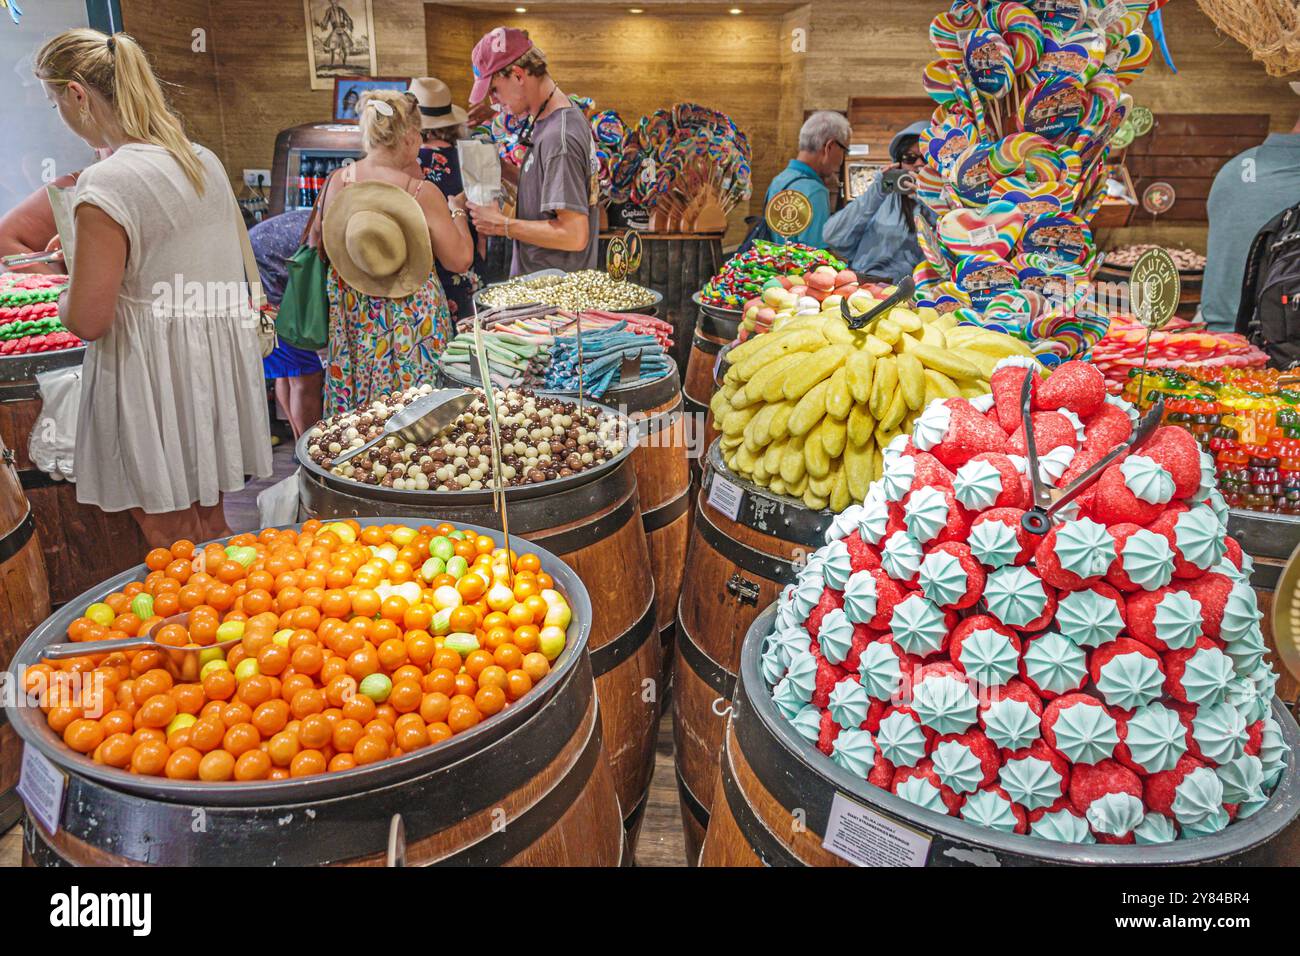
<box><xmin>470</xmin><ymin>27</ymin><xmax>534</xmax><ymax>103</ymax></box>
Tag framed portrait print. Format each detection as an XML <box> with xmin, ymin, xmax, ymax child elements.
<box><xmin>333</xmin><ymin>76</ymin><xmax>410</xmax><ymax>122</ymax></box>
<box><xmin>304</xmin><ymin>0</ymin><xmax>378</xmax><ymax>91</ymax></box>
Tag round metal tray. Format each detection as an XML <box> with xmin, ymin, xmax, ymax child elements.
<box><xmin>692</xmin><ymin>289</ymin><xmax>746</xmax><ymax>322</ymax></box>
<box><xmin>296</xmin><ymin>391</ymin><xmax>638</xmax><ymax>507</ymax></box>
<box><xmin>0</xmin><ymin>345</ymin><xmax>85</xmax><ymax>384</ymax></box>
<box><xmin>7</xmin><ymin>517</ymin><xmax>592</xmax><ymax>807</ymax></box>
<box><xmin>474</xmin><ymin>268</ymin><xmax>661</xmax><ymax>315</ymax></box>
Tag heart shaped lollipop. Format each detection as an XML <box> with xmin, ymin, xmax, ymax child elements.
<box><xmin>938</xmin><ymin>201</ymin><xmax>1026</xmax><ymax>260</ymax></box>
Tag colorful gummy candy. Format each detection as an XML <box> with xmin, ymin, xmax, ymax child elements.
<box><xmin>699</xmin><ymin>241</ymin><xmax>845</xmax><ymax>309</ymax></box>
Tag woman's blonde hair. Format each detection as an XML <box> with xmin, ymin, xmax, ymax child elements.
<box><xmin>35</xmin><ymin>29</ymin><xmax>206</xmax><ymax>194</ymax></box>
<box><xmin>357</xmin><ymin>90</ymin><xmax>421</xmax><ymax>152</ymax></box>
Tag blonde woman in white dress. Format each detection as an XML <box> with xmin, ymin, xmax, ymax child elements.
<box><xmin>36</xmin><ymin>29</ymin><xmax>271</xmax><ymax>548</ymax></box>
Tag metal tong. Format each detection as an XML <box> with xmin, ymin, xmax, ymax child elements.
<box><xmin>839</xmin><ymin>275</ymin><xmax>916</xmax><ymax>330</ymax></box>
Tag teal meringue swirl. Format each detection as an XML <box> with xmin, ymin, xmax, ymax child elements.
<box><xmin>858</xmin><ymin>641</ymin><xmax>904</xmax><ymax>701</ymax></box>
<box><xmin>1120</xmin><ymin>528</ymin><xmax>1175</xmax><ymax>591</ymax></box>
<box><xmin>890</xmin><ymin>593</ymin><xmax>948</xmax><ymax>656</ymax></box>
<box><xmin>818</xmin><ymin>607</ymin><xmax>854</xmax><ymax>666</ymax></box>
<box><xmin>895</xmin><ymin>775</ymin><xmax>948</xmax><ymax>814</ymax></box>
<box><xmin>961</xmin><ymin>788</ymin><xmax>1020</xmax><ymax>832</ymax></box>
<box><xmin>1085</xmin><ymin>792</ymin><xmax>1145</xmax><ymax>837</ymax></box>
<box><xmin>985</xmin><ymin>565</ymin><xmax>1050</xmax><ymax>628</ymax></box>
<box><xmin>1120</xmin><ymin>454</ymin><xmax>1175</xmax><ymax>505</ymax></box>
<box><xmin>1171</xmin><ymin>766</ymin><xmax>1225</xmax><ymax>826</ymax></box>
<box><xmin>790</xmin><ymin>704</ymin><xmax>822</xmax><ymax>743</ymax></box>
<box><xmin>954</xmin><ymin>458</ymin><xmax>1004</xmax><ymax>511</ymax></box>
<box><xmin>1216</xmin><ymin>753</ymin><xmax>1266</xmax><ymax>806</ymax></box>
<box><xmin>792</xmin><ymin>576</ymin><xmax>823</xmax><ymax>620</ymax></box>
<box><xmin>1226</xmin><ymin>624</ymin><xmax>1267</xmax><ymax>675</ymax></box>
<box><xmin>1182</xmin><ymin>806</ymin><xmax>1230</xmax><ymax>838</ymax></box>
<box><xmin>1122</xmin><ymin>703</ymin><xmax>1187</xmax><ymax>774</ymax></box>
<box><xmin>911</xmin><ymin>402</ymin><xmax>952</xmax><ymax>453</ymax></box>
<box><xmin>1050</xmin><ymin>701</ymin><xmax>1119</xmax><ymax>764</ymax></box>
<box><xmin>761</xmin><ymin>644</ymin><xmax>788</xmax><ymax>685</ymax></box>
<box><xmin>919</xmin><ymin>549</ymin><xmax>971</xmax><ymax>607</ymax></box>
<box><xmin>881</xmin><ymin>530</ymin><xmax>924</xmax><ymax>582</ymax></box>
<box><xmin>880</xmin><ymin>454</ymin><xmax>917</xmax><ymax>503</ymax></box>
<box><xmin>1221</xmin><ymin>581</ymin><xmax>1263</xmax><ymax>644</ymax></box>
<box><xmin>828</xmin><ymin>678</ymin><xmax>871</xmax><ymax>731</ymax></box>
<box><xmin>958</xmin><ymin>628</ymin><xmax>1020</xmax><ymax>687</ymax></box>
<box><xmin>772</xmin><ymin>678</ymin><xmax>806</xmax><ymax>719</ymax></box>
<box><xmin>1056</xmin><ymin>588</ymin><xmax>1125</xmax><ymax>647</ymax></box>
<box><xmin>876</xmin><ymin>710</ymin><xmax>929</xmax><ymax>767</ymax></box>
<box><xmin>912</xmin><ymin>674</ymin><xmax>979</xmax><ymax>735</ymax></box>
<box><xmin>904</xmin><ymin>486</ymin><xmax>951</xmax><ymax>545</ymax></box>
<box><xmin>1192</xmin><ymin>701</ymin><xmax>1248</xmax><ymax>766</ymax></box>
<box><xmin>1174</xmin><ymin>505</ymin><xmax>1227</xmax><ymax>571</ymax></box>
<box><xmin>1053</xmin><ymin>517</ymin><xmax>1116</xmax><ymax>580</ymax></box>
<box><xmin>842</xmin><ymin>570</ymin><xmax>879</xmax><ymax>624</ymax></box>
<box><xmin>1030</xmin><ymin>809</ymin><xmax>1096</xmax><ymax>844</ymax></box>
<box><xmin>1153</xmin><ymin>590</ymin><xmax>1203</xmax><ymax>649</ymax></box>
<box><xmin>1134</xmin><ymin>813</ymin><xmax>1178</xmax><ymax>845</ymax></box>
<box><xmin>982</xmin><ymin>697</ymin><xmax>1041</xmax><ymax>751</ymax></box>
<box><xmin>999</xmin><ymin>755</ymin><xmax>1064</xmax><ymax>810</ymax></box>
<box><xmin>824</xmin><ymin>504</ymin><xmax>865</xmax><ymax>545</ymax></box>
<box><xmin>1260</xmin><ymin>716</ymin><xmax>1290</xmax><ymax>769</ymax></box>
<box><xmin>1181</xmin><ymin>646</ymin><xmax>1235</xmax><ymax>706</ymax></box>
<box><xmin>831</xmin><ymin>728</ymin><xmax>878</xmax><ymax>778</ymax></box>
<box><xmin>785</xmin><ymin>649</ymin><xmax>818</xmax><ymax>701</ymax></box>
<box><xmin>858</xmin><ymin>495</ymin><xmax>891</xmax><ymax>546</ymax></box>
<box><xmin>969</xmin><ymin>519</ymin><xmax>1022</xmax><ymax>570</ymax></box>
<box><xmin>1022</xmin><ymin>632</ymin><xmax>1088</xmax><ymax>696</ymax></box>
<box><xmin>932</xmin><ymin>739</ymin><xmax>986</xmax><ymax>794</ymax></box>
<box><xmin>822</xmin><ymin>539</ymin><xmax>853</xmax><ymax>591</ymax></box>
<box><xmin>1096</xmin><ymin>650</ymin><xmax>1165</xmax><ymax>710</ymax></box>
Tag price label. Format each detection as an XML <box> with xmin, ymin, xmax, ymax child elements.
<box><xmin>822</xmin><ymin>791</ymin><xmax>932</xmax><ymax>867</ymax></box>
<box><xmin>707</xmin><ymin>474</ymin><xmax>744</xmax><ymax>522</ymax></box>
<box><xmin>16</xmin><ymin>744</ymin><xmax>66</xmax><ymax>836</ymax></box>
<box><xmin>968</xmin><ymin>224</ymin><xmax>998</xmax><ymax>248</ymax></box>
<box><xmin>1095</xmin><ymin>0</ymin><xmax>1126</xmax><ymax>30</ymax></box>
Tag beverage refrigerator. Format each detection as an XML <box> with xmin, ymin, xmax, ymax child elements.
<box><xmin>269</xmin><ymin>122</ymin><xmax>365</xmax><ymax>216</ymax></box>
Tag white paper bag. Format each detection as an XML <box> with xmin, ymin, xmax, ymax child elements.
<box><xmin>29</xmin><ymin>365</ymin><xmax>82</xmax><ymax>481</ymax></box>
<box><xmin>257</xmin><ymin>469</ymin><xmax>302</xmax><ymax>527</ymax></box>
<box><xmin>458</xmin><ymin>139</ymin><xmax>503</xmax><ymax>206</ymax></box>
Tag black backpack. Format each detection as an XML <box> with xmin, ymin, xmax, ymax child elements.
<box><xmin>1236</xmin><ymin>201</ymin><xmax>1300</xmax><ymax>368</ymax></box>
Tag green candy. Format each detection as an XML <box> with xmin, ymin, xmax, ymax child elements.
<box><xmin>445</xmin><ymin>555</ymin><xmax>469</xmax><ymax>579</ymax></box>
<box><xmin>428</xmin><ymin>536</ymin><xmax>454</xmax><ymax>561</ymax></box>
<box><xmin>359</xmin><ymin>673</ymin><xmax>392</xmax><ymax>703</ymax></box>
<box><xmin>130</xmin><ymin>593</ymin><xmax>154</xmax><ymax>621</ymax></box>
<box><xmin>443</xmin><ymin>632</ymin><xmax>479</xmax><ymax>658</ymax></box>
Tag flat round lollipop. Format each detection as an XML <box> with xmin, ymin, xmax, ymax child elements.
<box><xmin>948</xmin><ymin>141</ymin><xmax>999</xmax><ymax>206</ymax></box>
<box><xmin>1019</xmin><ymin>75</ymin><xmax>1088</xmax><ymax>143</ymax></box>
<box><xmin>991</xmin><ymin>177</ymin><xmax>1075</xmax><ymax>216</ymax></box>
<box><xmin>990</xmin><ymin>132</ymin><xmax>1068</xmax><ymax>183</ymax></box>
<box><xmin>988</xmin><ymin>1</ymin><xmax>1044</xmax><ymax>76</ymax></box>
<box><xmin>938</xmin><ymin>201</ymin><xmax>1025</xmax><ymax>259</ymax></box>
<box><xmin>923</xmin><ymin>58</ymin><xmax>962</xmax><ymax>108</ymax></box>
<box><xmin>964</xmin><ymin>29</ymin><xmax>1015</xmax><ymax>97</ymax></box>
<box><xmin>954</xmin><ymin>253</ymin><xmax>1020</xmax><ymax>310</ymax></box>
<box><xmin>1021</xmin><ymin>213</ymin><xmax>1093</xmax><ymax>265</ymax></box>
<box><xmin>1036</xmin><ymin>29</ymin><xmax>1105</xmax><ymax>83</ymax></box>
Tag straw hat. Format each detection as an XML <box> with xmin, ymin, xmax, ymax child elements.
<box><xmin>408</xmin><ymin>77</ymin><xmax>469</xmax><ymax>131</ymax></box>
<box><xmin>323</xmin><ymin>181</ymin><xmax>433</xmax><ymax>299</ymax></box>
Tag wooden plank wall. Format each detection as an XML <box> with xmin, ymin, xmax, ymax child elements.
<box><xmin>121</xmin><ymin>0</ymin><xmax>428</xmax><ymax>192</ymax></box>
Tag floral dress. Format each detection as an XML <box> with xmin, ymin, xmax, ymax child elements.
<box><xmin>324</xmin><ymin>267</ymin><xmax>450</xmax><ymax>417</ymax></box>
<box><xmin>419</xmin><ymin>143</ymin><xmax>483</xmax><ymax>323</ymax></box>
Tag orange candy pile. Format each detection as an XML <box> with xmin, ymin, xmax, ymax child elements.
<box><xmin>25</xmin><ymin>520</ymin><xmax>570</xmax><ymax>782</ymax></box>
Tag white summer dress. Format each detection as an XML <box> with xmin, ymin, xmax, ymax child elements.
<box><xmin>72</xmin><ymin>143</ymin><xmax>272</xmax><ymax>514</ymax></box>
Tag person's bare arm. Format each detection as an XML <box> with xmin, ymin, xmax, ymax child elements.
<box><xmin>0</xmin><ymin>173</ymin><xmax>78</xmax><ymax>275</ymax></box>
<box><xmin>467</xmin><ymin>203</ymin><xmax>588</xmax><ymax>253</ymax></box>
<box><xmin>59</xmin><ymin>203</ymin><xmax>127</xmax><ymax>341</ymax></box>
<box><xmin>417</xmin><ymin>183</ymin><xmax>474</xmax><ymax>274</ymax></box>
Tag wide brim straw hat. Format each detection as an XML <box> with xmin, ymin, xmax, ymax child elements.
<box><xmin>409</xmin><ymin>76</ymin><xmax>470</xmax><ymax>130</ymax></box>
<box><xmin>323</xmin><ymin>181</ymin><xmax>433</xmax><ymax>299</ymax></box>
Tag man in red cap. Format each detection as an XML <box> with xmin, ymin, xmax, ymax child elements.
<box><xmin>465</xmin><ymin>26</ymin><xmax>598</xmax><ymax>276</ymax></box>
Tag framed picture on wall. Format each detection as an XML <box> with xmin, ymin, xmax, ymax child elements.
<box><xmin>846</xmin><ymin>161</ymin><xmax>886</xmax><ymax>201</ymax></box>
<box><xmin>333</xmin><ymin>76</ymin><xmax>410</xmax><ymax>122</ymax></box>
<box><xmin>303</xmin><ymin>0</ymin><xmax>378</xmax><ymax>91</ymax></box>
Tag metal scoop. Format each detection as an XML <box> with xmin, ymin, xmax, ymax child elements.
<box><xmin>840</xmin><ymin>275</ymin><xmax>916</xmax><ymax>330</ymax></box>
<box><xmin>330</xmin><ymin>388</ymin><xmax>479</xmax><ymax>466</ymax></box>
<box><xmin>40</xmin><ymin>613</ymin><xmax>239</xmax><ymax>682</ymax></box>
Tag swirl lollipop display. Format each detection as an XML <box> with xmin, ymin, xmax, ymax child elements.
<box><xmin>964</xmin><ymin>29</ymin><xmax>1016</xmax><ymax>98</ymax></box>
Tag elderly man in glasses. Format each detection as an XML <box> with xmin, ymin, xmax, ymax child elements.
<box><xmin>754</xmin><ymin>110</ymin><xmax>853</xmax><ymax>250</ymax></box>
<box><xmin>823</xmin><ymin>121</ymin><xmax>937</xmax><ymax>284</ymax></box>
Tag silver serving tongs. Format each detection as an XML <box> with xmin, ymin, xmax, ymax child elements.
<box><xmin>840</xmin><ymin>275</ymin><xmax>916</xmax><ymax>330</ymax></box>
<box><xmin>1020</xmin><ymin>372</ymin><xmax>1164</xmax><ymax>535</ymax></box>
<box><xmin>330</xmin><ymin>388</ymin><xmax>478</xmax><ymax>466</ymax></box>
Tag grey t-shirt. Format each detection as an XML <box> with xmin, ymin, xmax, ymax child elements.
<box><xmin>510</xmin><ymin>104</ymin><xmax>600</xmax><ymax>276</ymax></box>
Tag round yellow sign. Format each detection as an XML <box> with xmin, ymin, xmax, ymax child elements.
<box><xmin>1130</xmin><ymin>247</ymin><xmax>1181</xmax><ymax>331</ymax></box>
<box><xmin>765</xmin><ymin>189</ymin><xmax>814</xmax><ymax>238</ymax></box>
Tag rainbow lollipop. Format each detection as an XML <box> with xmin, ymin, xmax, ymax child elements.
<box><xmin>938</xmin><ymin>200</ymin><xmax>1026</xmax><ymax>259</ymax></box>
<box><xmin>964</xmin><ymin>29</ymin><xmax>1016</xmax><ymax>97</ymax></box>
<box><xmin>923</xmin><ymin>58</ymin><xmax>963</xmax><ymax>107</ymax></box>
<box><xmin>990</xmin><ymin>131</ymin><xmax>1067</xmax><ymax>181</ymax></box>
<box><xmin>988</xmin><ymin>1</ymin><xmax>1045</xmax><ymax>75</ymax></box>
<box><xmin>991</xmin><ymin>177</ymin><xmax>1075</xmax><ymax>216</ymax></box>
<box><xmin>925</xmin><ymin>117</ymin><xmax>978</xmax><ymax>175</ymax></box>
<box><xmin>1036</xmin><ymin>29</ymin><xmax>1105</xmax><ymax>83</ymax></box>
<box><xmin>948</xmin><ymin>141</ymin><xmax>999</xmax><ymax>206</ymax></box>
<box><xmin>1018</xmin><ymin>75</ymin><xmax>1088</xmax><ymax>143</ymax></box>
<box><xmin>1114</xmin><ymin>29</ymin><xmax>1152</xmax><ymax>85</ymax></box>
<box><xmin>929</xmin><ymin>10</ymin><xmax>966</xmax><ymax>61</ymax></box>
<box><xmin>954</xmin><ymin>252</ymin><xmax>1020</xmax><ymax>310</ymax></box>
<box><xmin>1031</xmin><ymin>0</ymin><xmax>1085</xmax><ymax>37</ymax></box>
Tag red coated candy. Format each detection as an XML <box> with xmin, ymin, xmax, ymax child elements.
<box><xmin>1143</xmin><ymin>753</ymin><xmax>1208</xmax><ymax>819</ymax></box>
<box><xmin>1035</xmin><ymin>360</ymin><xmax>1106</xmax><ymax>418</ymax></box>
<box><xmin>891</xmin><ymin>759</ymin><xmax>964</xmax><ymax>815</ymax></box>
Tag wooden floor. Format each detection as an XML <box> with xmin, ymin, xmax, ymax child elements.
<box><xmin>1</xmin><ymin>427</ymin><xmax>691</xmax><ymax>867</ymax></box>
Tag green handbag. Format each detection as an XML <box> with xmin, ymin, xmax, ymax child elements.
<box><xmin>274</xmin><ymin>179</ymin><xmax>332</xmax><ymax>352</ymax></box>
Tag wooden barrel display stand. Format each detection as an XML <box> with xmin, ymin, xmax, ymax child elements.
<box><xmin>0</xmin><ymin>434</ymin><xmax>52</xmax><ymax>833</ymax></box>
<box><xmin>700</xmin><ymin>341</ymin><xmax>737</xmax><ymax>466</ymax></box>
<box><xmin>1095</xmin><ymin>261</ymin><xmax>1203</xmax><ymax>321</ymax></box>
<box><xmin>298</xmin><ymin>428</ymin><xmax>661</xmax><ymax>844</ymax></box>
<box><xmin>673</xmin><ymin>440</ymin><xmax>830</xmax><ymax>862</ymax></box>
<box><xmin>700</xmin><ymin>604</ymin><xmax>1300</xmax><ymax>866</ymax></box>
<box><xmin>437</xmin><ymin>369</ymin><xmax>690</xmax><ymax>689</ymax></box>
<box><xmin>0</xmin><ymin>350</ymin><xmax>149</xmax><ymax>606</ymax></box>
<box><xmin>12</xmin><ymin>519</ymin><xmax>626</xmax><ymax>866</ymax></box>
<box><xmin>599</xmin><ymin>233</ymin><xmax>725</xmax><ymax>377</ymax></box>
<box><xmin>684</xmin><ymin>294</ymin><xmax>742</xmax><ymax>487</ymax></box>
<box><xmin>1231</xmin><ymin>509</ymin><xmax>1300</xmax><ymax>704</ymax></box>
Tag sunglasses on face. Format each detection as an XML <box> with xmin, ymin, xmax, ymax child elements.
<box><xmin>900</xmin><ymin>153</ymin><xmax>923</xmax><ymax>164</ymax></box>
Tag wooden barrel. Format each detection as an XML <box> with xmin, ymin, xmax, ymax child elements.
<box><xmin>1231</xmin><ymin>509</ymin><xmax>1300</xmax><ymax>704</ymax></box>
<box><xmin>297</xmin><ymin>431</ymin><xmax>661</xmax><ymax>844</ymax></box>
<box><xmin>0</xmin><ymin>433</ymin><xmax>52</xmax><ymax>833</ymax></box>
<box><xmin>673</xmin><ymin>440</ymin><xmax>830</xmax><ymax>861</ymax></box>
<box><xmin>701</xmin><ymin>604</ymin><xmax>1300</xmax><ymax>865</ymax></box>
<box><xmin>437</xmin><ymin>368</ymin><xmax>691</xmax><ymax>683</ymax></box>
<box><xmin>684</xmin><ymin>295</ymin><xmax>742</xmax><ymax>488</ymax></box>
<box><xmin>0</xmin><ymin>350</ymin><xmax>149</xmax><ymax>606</ymax></box>
<box><xmin>700</xmin><ymin>341</ymin><xmax>737</xmax><ymax>469</ymax></box>
<box><xmin>12</xmin><ymin>518</ymin><xmax>626</xmax><ymax>866</ymax></box>
<box><xmin>599</xmin><ymin>234</ymin><xmax>726</xmax><ymax>378</ymax></box>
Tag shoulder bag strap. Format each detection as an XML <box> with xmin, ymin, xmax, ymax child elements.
<box><xmin>234</xmin><ymin>204</ymin><xmax>265</xmax><ymax>313</ymax></box>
